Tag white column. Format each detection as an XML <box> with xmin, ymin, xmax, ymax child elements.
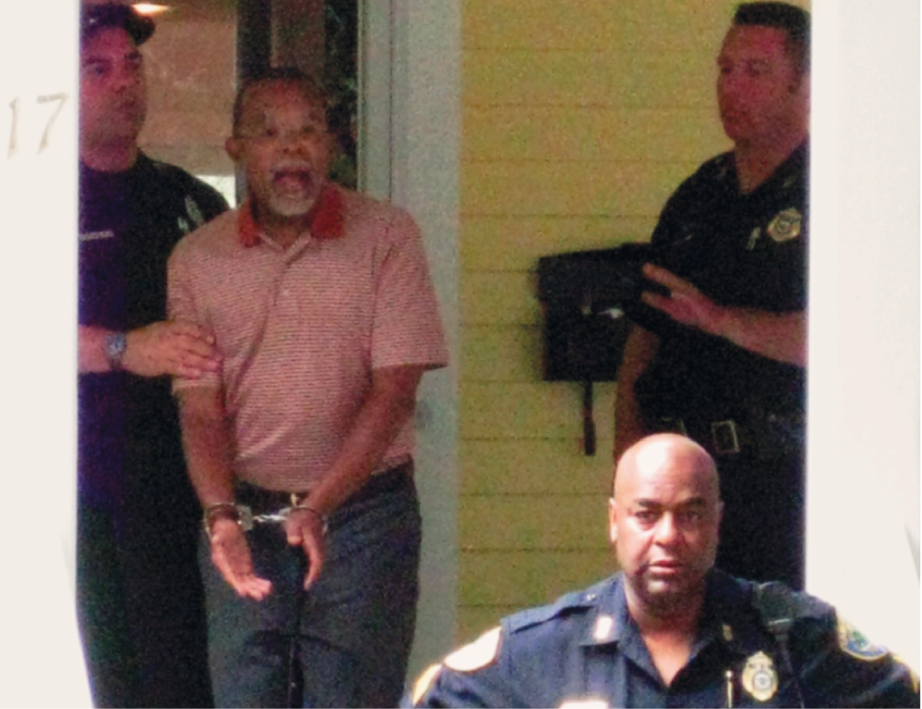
<box><xmin>0</xmin><ymin>2</ymin><xmax>90</xmax><ymax>705</ymax></box>
<box><xmin>808</xmin><ymin>0</ymin><xmax>919</xmax><ymax>671</ymax></box>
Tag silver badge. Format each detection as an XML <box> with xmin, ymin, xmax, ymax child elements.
<box><xmin>766</xmin><ymin>208</ymin><xmax>802</xmax><ymax>242</ymax></box>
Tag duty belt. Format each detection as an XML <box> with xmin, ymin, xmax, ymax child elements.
<box><xmin>657</xmin><ymin>411</ymin><xmax>804</xmax><ymax>461</ymax></box>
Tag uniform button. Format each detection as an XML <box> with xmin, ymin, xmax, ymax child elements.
<box><xmin>586</xmin><ymin>593</ymin><xmax>597</xmax><ymax>601</ymax></box>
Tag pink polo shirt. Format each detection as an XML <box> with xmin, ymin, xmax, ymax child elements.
<box><xmin>168</xmin><ymin>184</ymin><xmax>448</xmax><ymax>491</ymax></box>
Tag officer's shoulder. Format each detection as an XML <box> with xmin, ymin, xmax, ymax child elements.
<box><xmin>679</xmin><ymin>150</ymin><xmax>735</xmax><ymax>190</ymax></box>
<box><xmin>744</xmin><ymin>577</ymin><xmax>900</xmax><ymax>660</ymax></box>
<box><xmin>144</xmin><ymin>155</ymin><xmax>199</xmax><ymax>186</ymax></box>
<box><xmin>657</xmin><ymin>150</ymin><xmax>735</xmax><ymax>220</ymax></box>
<box><xmin>747</xmin><ymin>578</ymin><xmax>832</xmax><ymax>625</ymax></box>
<box><xmin>143</xmin><ymin>155</ymin><xmax>229</xmax><ymax>211</ymax></box>
<box><xmin>506</xmin><ymin>576</ymin><xmax>612</xmax><ymax>635</ymax></box>
<box><xmin>439</xmin><ymin>576</ymin><xmax>613</xmax><ymax>671</ymax></box>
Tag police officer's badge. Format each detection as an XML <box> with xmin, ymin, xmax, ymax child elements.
<box><xmin>837</xmin><ymin>616</ymin><xmax>888</xmax><ymax>661</ymax></box>
<box><xmin>766</xmin><ymin>208</ymin><xmax>802</xmax><ymax>242</ymax></box>
<box><xmin>741</xmin><ymin>651</ymin><xmax>778</xmax><ymax>702</ymax></box>
<box><xmin>444</xmin><ymin>626</ymin><xmax>501</xmax><ymax>672</ymax></box>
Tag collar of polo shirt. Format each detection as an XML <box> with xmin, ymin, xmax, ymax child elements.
<box><xmin>238</xmin><ymin>182</ymin><xmax>345</xmax><ymax>247</ymax></box>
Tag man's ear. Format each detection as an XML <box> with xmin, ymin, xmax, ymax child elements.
<box><xmin>225</xmin><ymin>136</ymin><xmax>241</xmax><ymax>162</ymax></box>
<box><xmin>608</xmin><ymin>497</ymin><xmax>618</xmax><ymax>544</ymax></box>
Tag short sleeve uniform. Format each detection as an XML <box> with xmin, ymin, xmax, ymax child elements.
<box><xmin>408</xmin><ymin>571</ymin><xmax>918</xmax><ymax>708</ymax></box>
<box><xmin>629</xmin><ymin>143</ymin><xmax>808</xmax><ymax>589</ymax></box>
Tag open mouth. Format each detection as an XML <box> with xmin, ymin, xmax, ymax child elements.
<box><xmin>273</xmin><ymin>167</ymin><xmax>313</xmax><ymax>189</ymax></box>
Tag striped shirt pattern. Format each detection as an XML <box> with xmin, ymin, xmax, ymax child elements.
<box><xmin>168</xmin><ymin>185</ymin><xmax>448</xmax><ymax>491</ymax></box>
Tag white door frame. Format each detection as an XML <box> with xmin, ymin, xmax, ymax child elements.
<box><xmin>359</xmin><ymin>0</ymin><xmax>462</xmax><ymax>677</ymax></box>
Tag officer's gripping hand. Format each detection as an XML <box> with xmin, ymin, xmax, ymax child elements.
<box><xmin>123</xmin><ymin>320</ymin><xmax>221</xmax><ymax>379</ymax></box>
<box><xmin>641</xmin><ymin>263</ymin><xmax>729</xmax><ymax>337</ymax></box>
<box><xmin>284</xmin><ymin>508</ymin><xmax>326</xmax><ymax>590</ymax></box>
<box><xmin>209</xmin><ymin>518</ymin><xmax>273</xmax><ymax>601</ymax></box>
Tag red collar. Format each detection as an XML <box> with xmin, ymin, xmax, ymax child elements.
<box><xmin>238</xmin><ymin>183</ymin><xmax>345</xmax><ymax>247</ymax></box>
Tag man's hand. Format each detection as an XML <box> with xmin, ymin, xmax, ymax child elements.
<box><xmin>640</xmin><ymin>262</ymin><xmax>806</xmax><ymax>366</ymax></box>
<box><xmin>208</xmin><ymin>518</ymin><xmax>272</xmax><ymax>601</ymax></box>
<box><xmin>284</xmin><ymin>509</ymin><xmax>326</xmax><ymax>590</ymax></box>
<box><xmin>641</xmin><ymin>263</ymin><xmax>728</xmax><ymax>336</ymax></box>
<box><xmin>123</xmin><ymin>320</ymin><xmax>221</xmax><ymax>378</ymax></box>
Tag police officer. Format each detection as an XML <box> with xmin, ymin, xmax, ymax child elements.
<box><xmin>614</xmin><ymin>2</ymin><xmax>809</xmax><ymax>590</ymax></box>
<box><xmin>407</xmin><ymin>435</ymin><xmax>918</xmax><ymax>708</ymax></box>
<box><xmin>78</xmin><ymin>3</ymin><xmax>227</xmax><ymax>705</ymax></box>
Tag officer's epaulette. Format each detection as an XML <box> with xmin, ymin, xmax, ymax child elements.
<box><xmin>751</xmin><ymin>580</ymin><xmax>828</xmax><ymax>631</ymax></box>
<box><xmin>506</xmin><ymin>577</ymin><xmax>610</xmax><ymax>634</ymax></box>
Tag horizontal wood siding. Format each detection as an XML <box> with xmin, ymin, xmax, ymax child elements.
<box><xmin>456</xmin><ymin>0</ymin><xmax>809</xmax><ymax>645</ymax></box>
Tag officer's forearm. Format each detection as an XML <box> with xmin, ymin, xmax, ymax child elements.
<box><xmin>614</xmin><ymin>326</ymin><xmax>660</xmax><ymax>463</ymax></box>
<box><xmin>716</xmin><ymin>308</ymin><xmax>806</xmax><ymax>367</ymax></box>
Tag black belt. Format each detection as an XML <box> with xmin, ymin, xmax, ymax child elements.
<box><xmin>656</xmin><ymin>410</ymin><xmax>804</xmax><ymax>461</ymax></box>
<box><xmin>235</xmin><ymin>460</ymin><xmax>414</xmax><ymax>517</ymax></box>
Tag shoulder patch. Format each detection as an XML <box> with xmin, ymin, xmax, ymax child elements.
<box><xmin>410</xmin><ymin>663</ymin><xmax>443</xmax><ymax>705</ymax></box>
<box><xmin>444</xmin><ymin>626</ymin><xmax>501</xmax><ymax>672</ymax></box>
<box><xmin>837</xmin><ymin>615</ymin><xmax>889</xmax><ymax>661</ymax></box>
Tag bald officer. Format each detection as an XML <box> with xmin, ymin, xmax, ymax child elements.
<box><xmin>407</xmin><ymin>435</ymin><xmax>918</xmax><ymax>708</ymax></box>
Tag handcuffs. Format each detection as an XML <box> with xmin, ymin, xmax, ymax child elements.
<box><xmin>203</xmin><ymin>501</ymin><xmax>328</xmax><ymax>539</ymax></box>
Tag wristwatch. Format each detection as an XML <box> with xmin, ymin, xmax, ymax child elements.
<box><xmin>104</xmin><ymin>332</ymin><xmax>127</xmax><ymax>371</ymax></box>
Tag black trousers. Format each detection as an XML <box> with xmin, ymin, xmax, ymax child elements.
<box><xmin>77</xmin><ymin>429</ymin><xmax>213</xmax><ymax>709</ymax></box>
<box><xmin>713</xmin><ymin>450</ymin><xmax>805</xmax><ymax>591</ymax></box>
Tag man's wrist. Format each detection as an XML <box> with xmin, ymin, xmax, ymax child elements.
<box><xmin>203</xmin><ymin>501</ymin><xmax>242</xmax><ymax>538</ymax></box>
<box><xmin>290</xmin><ymin>504</ymin><xmax>329</xmax><ymax>535</ymax></box>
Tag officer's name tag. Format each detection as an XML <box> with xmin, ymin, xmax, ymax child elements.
<box><xmin>79</xmin><ymin>230</ymin><xmax>115</xmax><ymax>242</ymax></box>
<box><xmin>559</xmin><ymin>700</ymin><xmax>608</xmax><ymax>709</ymax></box>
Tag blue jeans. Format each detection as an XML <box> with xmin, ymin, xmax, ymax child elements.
<box><xmin>201</xmin><ymin>471</ymin><xmax>422</xmax><ymax>708</ymax></box>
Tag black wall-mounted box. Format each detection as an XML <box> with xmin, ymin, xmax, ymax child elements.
<box><xmin>537</xmin><ymin>244</ymin><xmax>653</xmax><ymax>382</ymax></box>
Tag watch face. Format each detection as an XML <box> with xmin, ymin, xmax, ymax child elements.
<box><xmin>105</xmin><ymin>332</ymin><xmax>127</xmax><ymax>369</ymax></box>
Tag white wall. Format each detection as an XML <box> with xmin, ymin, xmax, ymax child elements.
<box><xmin>359</xmin><ymin>0</ymin><xmax>461</xmax><ymax>680</ymax></box>
<box><xmin>808</xmin><ymin>0</ymin><xmax>919</xmax><ymax>670</ymax></box>
<box><xmin>388</xmin><ymin>0</ymin><xmax>463</xmax><ymax>679</ymax></box>
<box><xmin>0</xmin><ymin>2</ymin><xmax>91</xmax><ymax>706</ymax></box>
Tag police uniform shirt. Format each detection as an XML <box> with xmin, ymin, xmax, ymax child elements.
<box><xmin>78</xmin><ymin>153</ymin><xmax>227</xmax><ymax>707</ymax></box>
<box><xmin>631</xmin><ymin>142</ymin><xmax>807</xmax><ymax>423</ymax></box>
<box><xmin>79</xmin><ymin>152</ymin><xmax>228</xmax><ymax>512</ymax></box>
<box><xmin>408</xmin><ymin>571</ymin><xmax>919</xmax><ymax>708</ymax></box>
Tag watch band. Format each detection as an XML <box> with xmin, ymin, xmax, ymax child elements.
<box><xmin>104</xmin><ymin>332</ymin><xmax>127</xmax><ymax>371</ymax></box>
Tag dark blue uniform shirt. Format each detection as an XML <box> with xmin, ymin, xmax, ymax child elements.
<box><xmin>78</xmin><ymin>153</ymin><xmax>228</xmax><ymax>707</ymax></box>
<box><xmin>408</xmin><ymin>571</ymin><xmax>918</xmax><ymax>708</ymax></box>
<box><xmin>79</xmin><ymin>153</ymin><xmax>228</xmax><ymax>513</ymax></box>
